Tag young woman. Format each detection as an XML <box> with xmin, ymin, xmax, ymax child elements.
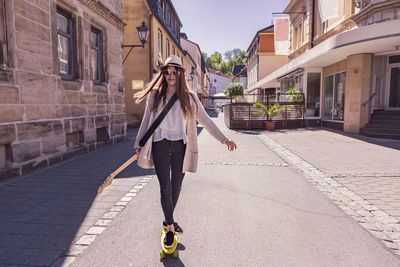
<box><xmin>134</xmin><ymin>55</ymin><xmax>236</xmax><ymax>248</ymax></box>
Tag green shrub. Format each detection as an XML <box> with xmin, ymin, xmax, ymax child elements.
<box><xmin>287</xmin><ymin>87</ymin><xmax>303</xmax><ymax>102</ymax></box>
<box><xmin>224</xmin><ymin>82</ymin><xmax>244</xmax><ymax>98</ymax></box>
<box><xmin>253</xmin><ymin>102</ymin><xmax>281</xmax><ymax>121</ymax></box>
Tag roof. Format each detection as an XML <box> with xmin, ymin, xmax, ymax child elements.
<box><xmin>180</xmin><ymin>34</ymin><xmax>202</xmax><ymax>54</ymax></box>
<box><xmin>246</xmin><ymin>25</ymin><xmax>274</xmax><ymax>53</ymax></box>
<box><xmin>232</xmin><ymin>65</ymin><xmax>245</xmax><ymax>76</ymax></box>
<box><xmin>207</xmin><ymin>67</ymin><xmax>232</xmax><ymax>79</ymax></box>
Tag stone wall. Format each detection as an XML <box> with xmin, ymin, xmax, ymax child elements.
<box><xmin>0</xmin><ymin>0</ymin><xmax>126</xmax><ymax>180</ymax></box>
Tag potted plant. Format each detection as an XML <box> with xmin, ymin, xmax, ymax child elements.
<box><xmin>287</xmin><ymin>88</ymin><xmax>304</xmax><ymax>118</ymax></box>
<box><xmin>287</xmin><ymin>87</ymin><xmax>303</xmax><ymax>102</ymax></box>
<box><xmin>253</xmin><ymin>102</ymin><xmax>281</xmax><ymax>131</ymax></box>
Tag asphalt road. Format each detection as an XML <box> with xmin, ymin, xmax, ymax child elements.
<box><xmin>70</xmin><ymin>163</ymin><xmax>400</xmax><ymax>267</ymax></box>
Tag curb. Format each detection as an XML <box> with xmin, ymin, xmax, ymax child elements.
<box><xmin>51</xmin><ymin>175</ymin><xmax>155</xmax><ymax>266</ymax></box>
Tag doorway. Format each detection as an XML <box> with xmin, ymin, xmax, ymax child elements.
<box><xmin>389</xmin><ymin>67</ymin><xmax>400</xmax><ymax>108</ymax></box>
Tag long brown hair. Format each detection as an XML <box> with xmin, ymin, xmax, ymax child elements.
<box><xmin>134</xmin><ymin>67</ymin><xmax>197</xmax><ymax>118</ymax></box>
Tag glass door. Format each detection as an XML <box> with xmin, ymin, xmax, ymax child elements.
<box><xmin>307</xmin><ymin>73</ymin><xmax>321</xmax><ymax>117</ymax></box>
<box><xmin>333</xmin><ymin>72</ymin><xmax>346</xmax><ymax>120</ymax></box>
<box><xmin>324</xmin><ymin>75</ymin><xmax>334</xmax><ymax>119</ymax></box>
<box><xmin>324</xmin><ymin>72</ymin><xmax>346</xmax><ymax>120</ymax></box>
<box><xmin>389</xmin><ymin>67</ymin><xmax>400</xmax><ymax>108</ymax></box>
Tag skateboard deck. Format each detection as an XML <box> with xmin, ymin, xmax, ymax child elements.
<box><xmin>160</xmin><ymin>228</ymin><xmax>178</xmax><ymax>260</ymax></box>
<box><xmin>97</xmin><ymin>154</ymin><xmax>138</xmax><ymax>194</ymax></box>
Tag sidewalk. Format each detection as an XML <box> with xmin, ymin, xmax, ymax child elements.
<box><xmin>0</xmin><ymin>129</ymin><xmax>154</xmax><ymax>266</ymax></box>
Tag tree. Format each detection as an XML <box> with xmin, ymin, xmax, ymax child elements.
<box><xmin>224</xmin><ymin>82</ymin><xmax>244</xmax><ymax>98</ymax></box>
<box><xmin>203</xmin><ymin>49</ymin><xmax>248</xmax><ymax>76</ymax></box>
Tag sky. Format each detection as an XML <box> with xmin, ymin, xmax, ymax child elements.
<box><xmin>171</xmin><ymin>0</ymin><xmax>291</xmax><ymax>58</ymax></box>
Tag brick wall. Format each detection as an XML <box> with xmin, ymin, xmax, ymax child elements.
<box><xmin>0</xmin><ymin>0</ymin><xmax>126</xmax><ymax>180</ymax></box>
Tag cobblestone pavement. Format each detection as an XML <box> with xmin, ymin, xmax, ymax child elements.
<box><xmin>257</xmin><ymin>127</ymin><xmax>400</xmax><ymax>255</ymax></box>
<box><xmin>0</xmin><ymin>129</ymin><xmax>155</xmax><ymax>266</ymax></box>
<box><xmin>2</xmin><ymin>110</ymin><xmax>400</xmax><ymax>265</ymax></box>
<box><xmin>198</xmin><ymin>110</ymin><xmax>286</xmax><ymax>167</ymax></box>
<box><xmin>69</xmin><ymin>110</ymin><xmax>400</xmax><ymax>266</ymax></box>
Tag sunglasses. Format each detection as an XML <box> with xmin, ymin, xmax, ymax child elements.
<box><xmin>163</xmin><ymin>70</ymin><xmax>177</xmax><ymax>76</ymax></box>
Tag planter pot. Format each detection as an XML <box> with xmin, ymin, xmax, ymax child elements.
<box><xmin>264</xmin><ymin>121</ymin><xmax>276</xmax><ymax>131</ymax></box>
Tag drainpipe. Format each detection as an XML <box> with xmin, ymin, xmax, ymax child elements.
<box><xmin>311</xmin><ymin>0</ymin><xmax>315</xmax><ymax>48</ymax></box>
<box><xmin>149</xmin><ymin>13</ymin><xmax>153</xmax><ymax>79</ymax></box>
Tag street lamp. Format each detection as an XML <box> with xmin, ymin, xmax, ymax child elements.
<box><xmin>122</xmin><ymin>21</ymin><xmax>149</xmax><ymax>64</ymax></box>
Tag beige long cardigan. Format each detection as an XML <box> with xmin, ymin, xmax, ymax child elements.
<box><xmin>134</xmin><ymin>90</ymin><xmax>228</xmax><ymax>173</ymax></box>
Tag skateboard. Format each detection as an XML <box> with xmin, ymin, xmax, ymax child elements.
<box><xmin>160</xmin><ymin>228</ymin><xmax>178</xmax><ymax>260</ymax></box>
<box><xmin>97</xmin><ymin>154</ymin><xmax>138</xmax><ymax>194</ymax></box>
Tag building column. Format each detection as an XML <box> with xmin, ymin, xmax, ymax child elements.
<box><xmin>344</xmin><ymin>53</ymin><xmax>372</xmax><ymax>134</ymax></box>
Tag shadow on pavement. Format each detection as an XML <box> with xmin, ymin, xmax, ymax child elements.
<box><xmin>205</xmin><ymin>109</ymin><xmax>219</xmax><ymax>118</ymax></box>
<box><xmin>161</xmin><ymin>242</ymin><xmax>186</xmax><ymax>266</ymax></box>
<box><xmin>0</xmin><ymin>131</ymin><xmax>154</xmax><ymax>266</ymax></box>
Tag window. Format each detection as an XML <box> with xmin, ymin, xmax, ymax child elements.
<box><xmin>0</xmin><ymin>0</ymin><xmax>6</xmax><ymax>67</ymax></box>
<box><xmin>162</xmin><ymin>1</ymin><xmax>166</xmax><ymax>20</ymax></box>
<box><xmin>169</xmin><ymin>11</ymin><xmax>172</xmax><ymax>27</ymax></box>
<box><xmin>57</xmin><ymin>8</ymin><xmax>74</xmax><ymax>79</ymax></box>
<box><xmin>158</xmin><ymin>30</ymin><xmax>163</xmax><ymax>57</ymax></box>
<box><xmin>292</xmin><ymin>20</ymin><xmax>303</xmax><ymax>50</ymax></box>
<box><xmin>172</xmin><ymin>17</ymin><xmax>175</xmax><ymax>33</ymax></box>
<box><xmin>166</xmin><ymin>39</ymin><xmax>170</xmax><ymax>58</ymax></box>
<box><xmin>91</xmin><ymin>27</ymin><xmax>103</xmax><ymax>84</ymax></box>
<box><xmin>354</xmin><ymin>0</ymin><xmax>371</xmax><ymax>14</ymax></box>
<box><xmin>307</xmin><ymin>73</ymin><xmax>321</xmax><ymax>117</ymax></box>
<box><xmin>172</xmin><ymin>46</ymin><xmax>175</xmax><ymax>55</ymax></box>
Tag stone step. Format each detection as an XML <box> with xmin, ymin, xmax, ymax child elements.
<box><xmin>364</xmin><ymin>123</ymin><xmax>400</xmax><ymax>129</ymax></box>
<box><xmin>370</xmin><ymin>118</ymin><xmax>400</xmax><ymax>124</ymax></box>
<box><xmin>373</xmin><ymin>110</ymin><xmax>400</xmax><ymax>115</ymax></box>
<box><xmin>360</xmin><ymin>128</ymin><xmax>400</xmax><ymax>139</ymax></box>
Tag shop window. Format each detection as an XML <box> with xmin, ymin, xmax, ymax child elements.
<box><xmin>324</xmin><ymin>72</ymin><xmax>346</xmax><ymax>120</ymax></box>
<box><xmin>66</xmin><ymin>131</ymin><xmax>84</xmax><ymax>149</ymax></box>
<box><xmin>91</xmin><ymin>27</ymin><xmax>104</xmax><ymax>84</ymax></box>
<box><xmin>307</xmin><ymin>73</ymin><xmax>321</xmax><ymax>117</ymax></box>
<box><xmin>57</xmin><ymin>8</ymin><xmax>75</xmax><ymax>80</ymax></box>
<box><xmin>96</xmin><ymin>127</ymin><xmax>109</xmax><ymax>143</ymax></box>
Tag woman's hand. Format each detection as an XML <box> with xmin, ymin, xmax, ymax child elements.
<box><xmin>135</xmin><ymin>147</ymin><xmax>141</xmax><ymax>156</ymax></box>
<box><xmin>223</xmin><ymin>139</ymin><xmax>237</xmax><ymax>151</ymax></box>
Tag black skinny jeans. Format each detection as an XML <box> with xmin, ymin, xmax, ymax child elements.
<box><xmin>152</xmin><ymin>139</ymin><xmax>186</xmax><ymax>225</ymax></box>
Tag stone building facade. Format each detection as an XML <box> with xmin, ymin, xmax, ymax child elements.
<box><xmin>0</xmin><ymin>0</ymin><xmax>126</xmax><ymax>180</ymax></box>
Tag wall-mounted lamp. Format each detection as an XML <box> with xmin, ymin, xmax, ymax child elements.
<box><xmin>122</xmin><ymin>21</ymin><xmax>149</xmax><ymax>64</ymax></box>
<box><xmin>188</xmin><ymin>67</ymin><xmax>195</xmax><ymax>81</ymax></box>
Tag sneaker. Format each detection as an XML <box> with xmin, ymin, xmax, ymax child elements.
<box><xmin>163</xmin><ymin>221</ymin><xmax>184</xmax><ymax>234</ymax></box>
<box><xmin>164</xmin><ymin>231</ymin><xmax>174</xmax><ymax>248</ymax></box>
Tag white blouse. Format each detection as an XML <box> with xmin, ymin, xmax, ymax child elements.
<box><xmin>153</xmin><ymin>99</ymin><xmax>188</xmax><ymax>143</ymax></box>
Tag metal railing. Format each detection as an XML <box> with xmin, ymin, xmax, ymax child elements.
<box><xmin>224</xmin><ymin>94</ymin><xmax>306</xmax><ymax>130</ymax></box>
